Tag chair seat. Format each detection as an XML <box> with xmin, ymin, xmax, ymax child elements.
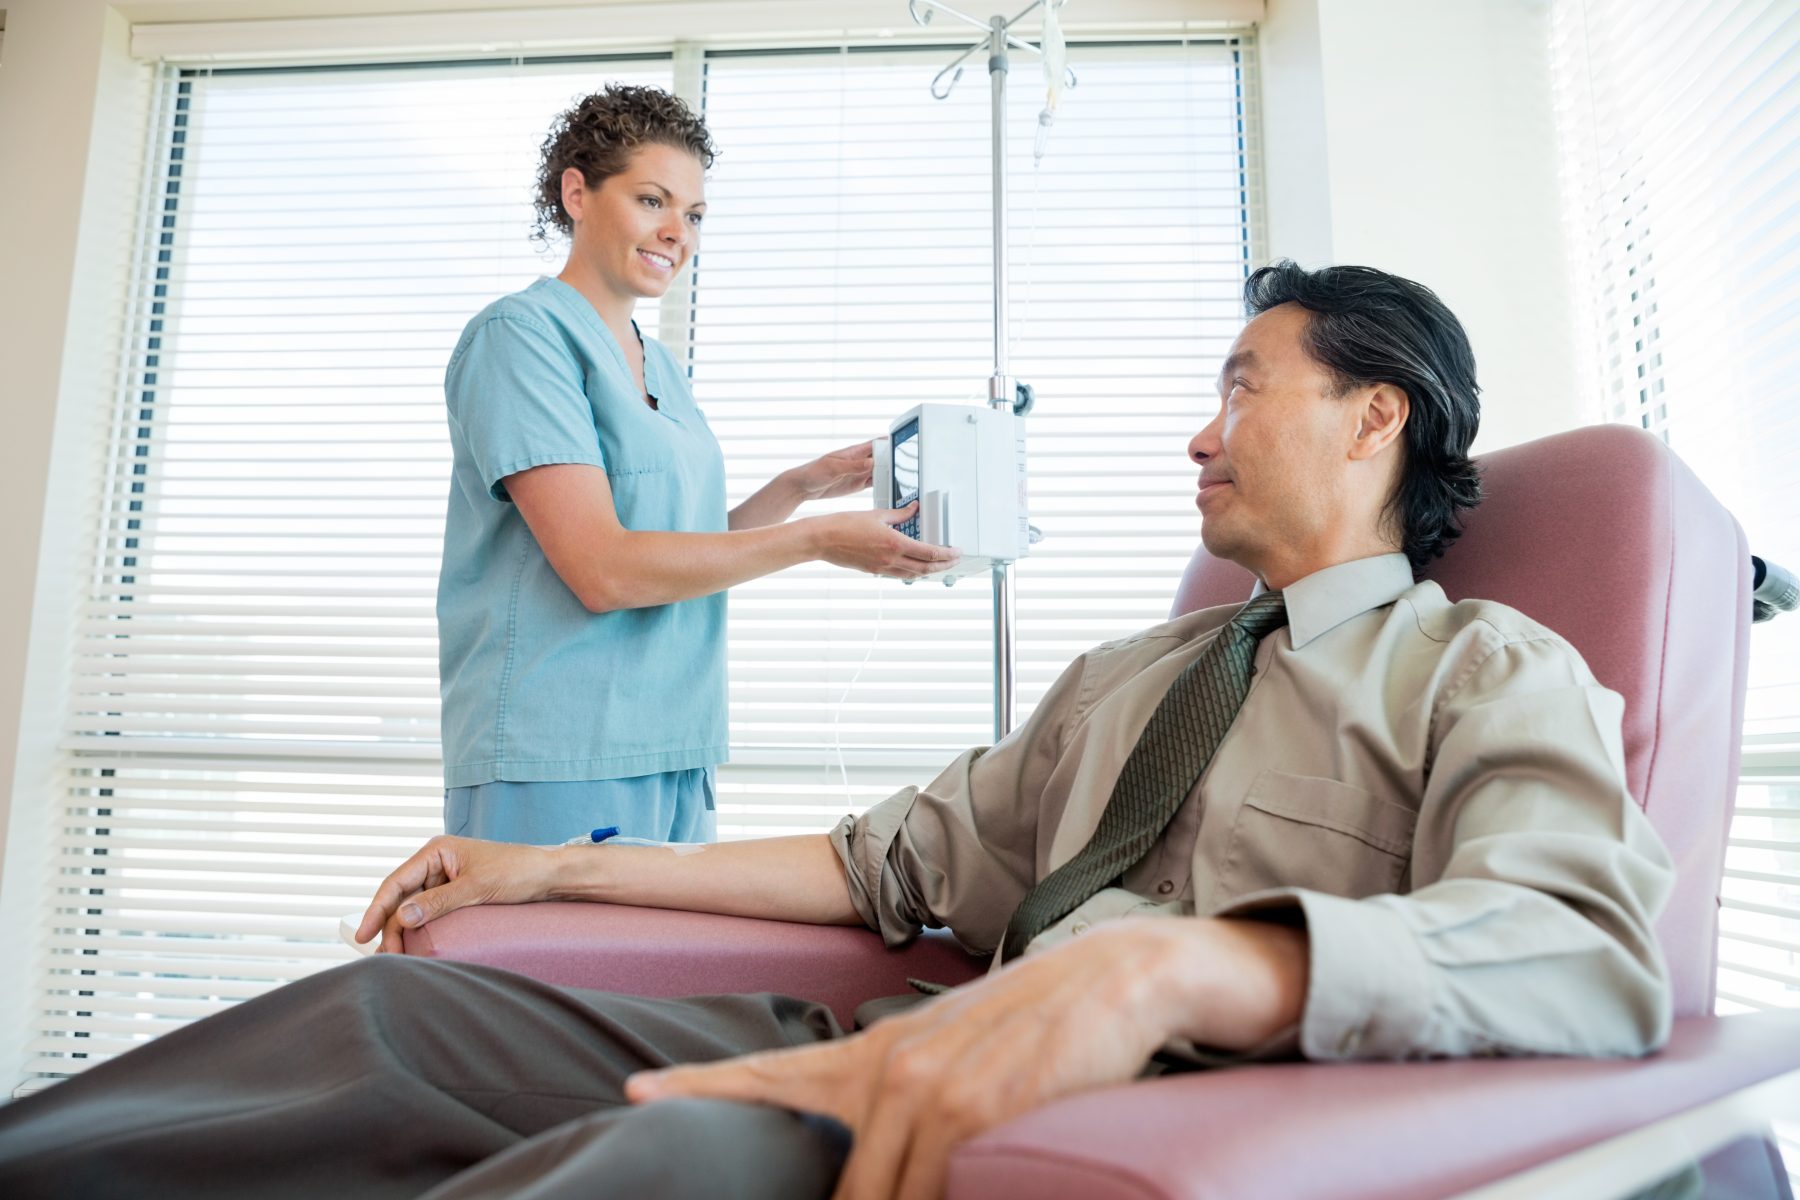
<box><xmin>950</xmin><ymin>1010</ymin><xmax>1800</xmax><ymax>1200</ymax></box>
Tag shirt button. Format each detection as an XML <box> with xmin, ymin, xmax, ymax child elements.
<box><xmin>1071</xmin><ymin>921</ymin><xmax>1090</xmax><ymax>935</ymax></box>
<box><xmin>1156</xmin><ymin>880</ymin><xmax>1175</xmax><ymax>896</ymax></box>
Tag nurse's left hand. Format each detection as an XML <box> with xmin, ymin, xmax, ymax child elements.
<box><xmin>791</xmin><ymin>441</ymin><xmax>875</xmax><ymax>502</ymax></box>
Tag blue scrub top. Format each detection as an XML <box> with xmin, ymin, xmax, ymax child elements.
<box><xmin>437</xmin><ymin>276</ymin><xmax>729</xmax><ymax>788</ymax></box>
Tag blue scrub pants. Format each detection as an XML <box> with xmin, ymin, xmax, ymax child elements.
<box><xmin>444</xmin><ymin>769</ymin><xmax>718</xmax><ymax>846</ymax></box>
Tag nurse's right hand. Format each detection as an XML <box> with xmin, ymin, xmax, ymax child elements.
<box><xmin>356</xmin><ymin>835</ymin><xmax>557</xmax><ymax>954</ymax></box>
<box><xmin>812</xmin><ymin>503</ymin><xmax>961</xmax><ymax>579</ymax></box>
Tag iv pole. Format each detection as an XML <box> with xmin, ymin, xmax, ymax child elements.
<box><xmin>907</xmin><ymin>0</ymin><xmax>1072</xmax><ymax>742</ymax></box>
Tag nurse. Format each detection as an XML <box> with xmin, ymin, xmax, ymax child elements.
<box><xmin>438</xmin><ymin>85</ymin><xmax>955</xmax><ymax>846</ymax></box>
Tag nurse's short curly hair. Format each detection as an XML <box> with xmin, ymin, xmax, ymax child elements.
<box><xmin>531</xmin><ymin>85</ymin><xmax>717</xmax><ymax>247</ymax></box>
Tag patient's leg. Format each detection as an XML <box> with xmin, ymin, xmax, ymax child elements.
<box><xmin>420</xmin><ymin>1096</ymin><xmax>852</xmax><ymax>1200</ymax></box>
<box><xmin>0</xmin><ymin>955</ymin><xmax>845</xmax><ymax>1200</ymax></box>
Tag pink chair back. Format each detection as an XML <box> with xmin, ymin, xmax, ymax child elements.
<box><xmin>1170</xmin><ymin>424</ymin><xmax>1751</xmax><ymax>1017</ymax></box>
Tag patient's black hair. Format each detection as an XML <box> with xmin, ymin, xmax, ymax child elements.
<box><xmin>1244</xmin><ymin>260</ymin><xmax>1484</xmax><ymax>571</ymax></box>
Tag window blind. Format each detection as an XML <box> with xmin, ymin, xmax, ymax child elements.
<box><xmin>25</xmin><ymin>39</ymin><xmax>1256</xmax><ymax>1089</ymax></box>
<box><xmin>1549</xmin><ymin>0</ymin><xmax>1800</xmax><ymax>1018</ymax></box>
<box><xmin>695</xmin><ymin>42</ymin><xmax>1257</xmax><ymax>829</ymax></box>
<box><xmin>27</xmin><ymin>58</ymin><xmax>677</xmax><ymax>1089</ymax></box>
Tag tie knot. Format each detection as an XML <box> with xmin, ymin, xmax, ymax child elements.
<box><xmin>1230</xmin><ymin>590</ymin><xmax>1288</xmax><ymax>642</ymax></box>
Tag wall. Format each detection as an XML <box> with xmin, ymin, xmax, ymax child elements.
<box><xmin>1258</xmin><ymin>0</ymin><xmax>1580</xmax><ymax>454</ymax></box>
<box><xmin>0</xmin><ymin>0</ymin><xmax>149</xmax><ymax>1091</ymax></box>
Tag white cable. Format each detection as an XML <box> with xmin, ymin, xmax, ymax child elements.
<box><xmin>831</xmin><ymin>575</ymin><xmax>885</xmax><ymax>805</ymax></box>
<box><xmin>1012</xmin><ymin>144</ymin><xmax>1046</xmax><ymax>366</ymax></box>
<box><xmin>1017</xmin><ymin>0</ymin><xmax>1060</xmax><ymax>361</ymax></box>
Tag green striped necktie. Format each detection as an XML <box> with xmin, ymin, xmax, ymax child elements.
<box><xmin>998</xmin><ymin>590</ymin><xmax>1289</xmax><ymax>963</ymax></box>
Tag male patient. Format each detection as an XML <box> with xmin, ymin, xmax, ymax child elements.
<box><xmin>0</xmin><ymin>262</ymin><xmax>1673</xmax><ymax>1200</ymax></box>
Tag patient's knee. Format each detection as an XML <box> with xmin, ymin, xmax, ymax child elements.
<box><xmin>289</xmin><ymin>952</ymin><xmax>439</xmax><ymax>1016</ymax></box>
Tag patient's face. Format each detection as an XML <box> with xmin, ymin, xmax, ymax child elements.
<box><xmin>1188</xmin><ymin>303</ymin><xmax>1371</xmax><ymax>584</ymax></box>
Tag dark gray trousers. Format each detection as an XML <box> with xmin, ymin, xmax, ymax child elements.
<box><xmin>0</xmin><ymin>956</ymin><xmax>855</xmax><ymax>1199</ymax></box>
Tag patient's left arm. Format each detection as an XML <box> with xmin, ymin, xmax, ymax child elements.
<box><xmin>355</xmin><ymin>831</ymin><xmax>863</xmax><ymax>952</ymax></box>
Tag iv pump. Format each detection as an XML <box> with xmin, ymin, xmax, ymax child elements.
<box><xmin>871</xmin><ymin>403</ymin><xmax>1032</xmax><ymax>584</ymax></box>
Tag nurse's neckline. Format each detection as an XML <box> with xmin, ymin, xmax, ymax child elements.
<box><xmin>628</xmin><ymin>320</ymin><xmax>660</xmax><ymax>412</ymax></box>
<box><xmin>541</xmin><ymin>276</ymin><xmax>660</xmax><ymax>412</ymax></box>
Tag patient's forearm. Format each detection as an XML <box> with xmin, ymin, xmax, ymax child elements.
<box><xmin>545</xmin><ymin>832</ymin><xmax>864</xmax><ymax>926</ymax></box>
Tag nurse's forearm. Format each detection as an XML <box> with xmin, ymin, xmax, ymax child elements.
<box><xmin>727</xmin><ymin>470</ymin><xmax>806</xmax><ymax>530</ymax></box>
<box><xmin>587</xmin><ymin>522</ymin><xmax>821</xmax><ymax>610</ymax></box>
<box><xmin>509</xmin><ymin>464</ymin><xmax>938</xmax><ymax>609</ymax></box>
<box><xmin>546</xmin><ymin>832</ymin><xmax>864</xmax><ymax>926</ymax></box>
<box><xmin>591</xmin><ymin>512</ymin><xmax>942</xmax><ymax>610</ymax></box>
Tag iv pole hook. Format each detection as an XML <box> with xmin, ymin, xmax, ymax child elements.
<box><xmin>913</xmin><ymin>0</ymin><xmax>1077</xmax><ymax>101</ymax></box>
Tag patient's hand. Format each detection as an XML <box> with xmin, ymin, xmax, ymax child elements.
<box><xmin>355</xmin><ymin>836</ymin><xmax>558</xmax><ymax>953</ymax></box>
<box><xmin>626</xmin><ymin>918</ymin><xmax>1304</xmax><ymax>1200</ymax></box>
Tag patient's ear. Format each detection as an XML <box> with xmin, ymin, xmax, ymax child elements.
<box><xmin>1349</xmin><ymin>384</ymin><xmax>1408</xmax><ymax>461</ymax></box>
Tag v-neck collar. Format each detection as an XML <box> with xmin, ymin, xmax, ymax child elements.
<box><xmin>630</xmin><ymin>321</ymin><xmax>664</xmax><ymax>412</ymax></box>
<box><xmin>540</xmin><ymin>276</ymin><xmax>671</xmax><ymax>418</ymax></box>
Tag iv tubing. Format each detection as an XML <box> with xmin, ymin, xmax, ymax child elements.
<box><xmin>831</xmin><ymin>578</ymin><xmax>885</xmax><ymax>804</ymax></box>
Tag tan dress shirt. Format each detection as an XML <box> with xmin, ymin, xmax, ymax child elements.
<box><xmin>829</xmin><ymin>552</ymin><xmax>1675</xmax><ymax>1061</ymax></box>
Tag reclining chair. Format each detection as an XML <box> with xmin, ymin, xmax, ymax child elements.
<box><xmin>405</xmin><ymin>424</ymin><xmax>1800</xmax><ymax>1199</ymax></box>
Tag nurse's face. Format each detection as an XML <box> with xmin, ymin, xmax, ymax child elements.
<box><xmin>562</xmin><ymin>143</ymin><xmax>706</xmax><ymax>304</ymax></box>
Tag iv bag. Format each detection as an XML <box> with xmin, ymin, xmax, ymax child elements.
<box><xmin>1042</xmin><ymin>0</ymin><xmax>1067</xmax><ymax>114</ymax></box>
<box><xmin>1035</xmin><ymin>0</ymin><xmax>1067</xmax><ymax>163</ymax></box>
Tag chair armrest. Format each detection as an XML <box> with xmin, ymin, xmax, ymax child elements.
<box><xmin>947</xmin><ymin>1010</ymin><xmax>1800</xmax><ymax>1200</ymax></box>
<box><xmin>403</xmin><ymin>901</ymin><xmax>986</xmax><ymax>1028</ymax></box>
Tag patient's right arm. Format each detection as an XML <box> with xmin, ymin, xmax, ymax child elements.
<box><xmin>356</xmin><ymin>832</ymin><xmax>862</xmax><ymax>952</ymax></box>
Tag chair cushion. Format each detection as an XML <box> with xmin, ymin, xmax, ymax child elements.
<box><xmin>949</xmin><ymin>1010</ymin><xmax>1800</xmax><ymax>1200</ymax></box>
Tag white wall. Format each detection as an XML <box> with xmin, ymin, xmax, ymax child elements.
<box><xmin>0</xmin><ymin>0</ymin><xmax>149</xmax><ymax>1090</ymax></box>
<box><xmin>1259</xmin><ymin>0</ymin><xmax>1580</xmax><ymax>454</ymax></box>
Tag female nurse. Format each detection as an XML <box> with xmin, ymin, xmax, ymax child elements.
<box><xmin>438</xmin><ymin>85</ymin><xmax>955</xmax><ymax>846</ymax></box>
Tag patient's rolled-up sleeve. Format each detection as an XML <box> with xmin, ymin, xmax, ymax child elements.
<box><xmin>829</xmin><ymin>652</ymin><xmax>1090</xmax><ymax>951</ymax></box>
<box><xmin>1219</xmin><ymin>636</ymin><xmax>1676</xmax><ymax>1061</ymax></box>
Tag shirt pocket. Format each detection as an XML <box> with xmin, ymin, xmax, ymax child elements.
<box><xmin>602</xmin><ymin>460</ymin><xmax>673</xmax><ymax>527</ymax></box>
<box><xmin>1217</xmin><ymin>769</ymin><xmax>1417</xmax><ymax>902</ymax></box>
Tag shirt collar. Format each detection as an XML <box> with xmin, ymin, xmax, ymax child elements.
<box><xmin>1248</xmin><ymin>552</ymin><xmax>1416</xmax><ymax>650</ymax></box>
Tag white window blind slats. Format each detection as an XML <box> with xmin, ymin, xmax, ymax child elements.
<box><xmin>1552</xmin><ymin>0</ymin><xmax>1800</xmax><ymax>1016</ymax></box>
<box><xmin>28</xmin><ymin>42</ymin><xmax>1255</xmax><ymax>1086</ymax></box>
<box><xmin>32</xmin><ymin>749</ymin><xmax>453</xmax><ymax>1082</ymax></box>
<box><xmin>693</xmin><ymin>44</ymin><xmax>1250</xmax><ymax>807</ymax></box>
<box><xmin>15</xmin><ymin>42</ymin><xmax>1252</xmax><ymax>1087</ymax></box>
